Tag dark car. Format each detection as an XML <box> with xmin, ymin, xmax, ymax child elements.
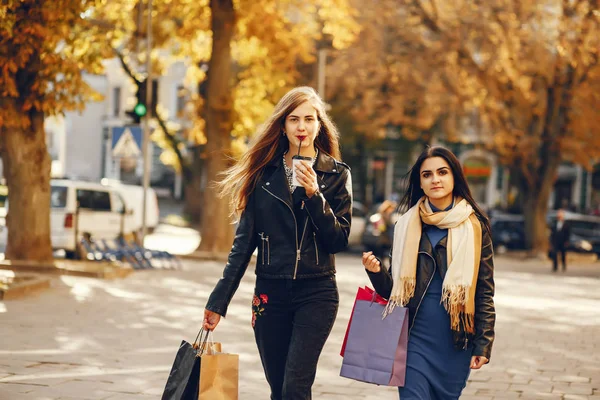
<box><xmin>547</xmin><ymin>211</ymin><xmax>600</xmax><ymax>254</ymax></box>
<box><xmin>490</xmin><ymin>213</ymin><xmax>526</xmax><ymax>252</ymax></box>
<box><xmin>491</xmin><ymin>211</ymin><xmax>600</xmax><ymax>255</ymax></box>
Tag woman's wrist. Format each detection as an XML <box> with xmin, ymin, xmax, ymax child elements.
<box><xmin>306</xmin><ymin>187</ymin><xmax>320</xmax><ymax>198</ymax></box>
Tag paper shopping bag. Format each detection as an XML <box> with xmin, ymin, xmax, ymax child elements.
<box><xmin>340</xmin><ymin>286</ymin><xmax>388</xmax><ymax>357</ymax></box>
<box><xmin>198</xmin><ymin>352</ymin><xmax>239</xmax><ymax>399</ymax></box>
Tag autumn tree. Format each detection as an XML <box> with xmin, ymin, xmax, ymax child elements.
<box><xmin>0</xmin><ymin>1</ymin><xmax>108</xmax><ymax>261</ymax></box>
<box><xmin>92</xmin><ymin>1</ymin><xmax>358</xmax><ymax>254</ymax></box>
<box><xmin>193</xmin><ymin>0</ymin><xmax>359</xmax><ymax>253</ymax></box>
<box><xmin>329</xmin><ymin>0</ymin><xmax>600</xmax><ymax>254</ymax></box>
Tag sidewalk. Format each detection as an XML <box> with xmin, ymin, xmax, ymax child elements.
<box><xmin>1</xmin><ymin>254</ymin><xmax>599</xmax><ymax>399</ymax></box>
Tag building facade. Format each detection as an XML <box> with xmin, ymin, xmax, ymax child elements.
<box><xmin>43</xmin><ymin>58</ymin><xmax>192</xmax><ymax>198</ymax></box>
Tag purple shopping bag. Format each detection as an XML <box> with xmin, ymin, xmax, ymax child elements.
<box><xmin>340</xmin><ymin>298</ymin><xmax>408</xmax><ymax>386</ymax></box>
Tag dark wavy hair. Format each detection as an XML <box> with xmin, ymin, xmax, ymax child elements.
<box><xmin>399</xmin><ymin>146</ymin><xmax>491</xmax><ymax>233</ymax></box>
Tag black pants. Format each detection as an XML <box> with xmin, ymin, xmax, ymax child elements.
<box><xmin>252</xmin><ymin>276</ymin><xmax>339</xmax><ymax>400</ymax></box>
<box><xmin>551</xmin><ymin>247</ymin><xmax>567</xmax><ymax>271</ymax></box>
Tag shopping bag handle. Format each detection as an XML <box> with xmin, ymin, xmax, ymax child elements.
<box><xmin>369</xmin><ymin>290</ymin><xmax>377</xmax><ymax>306</ymax></box>
<box><xmin>193</xmin><ymin>328</ymin><xmax>218</xmax><ymax>356</ymax></box>
<box><xmin>193</xmin><ymin>328</ymin><xmax>210</xmax><ymax>353</ymax></box>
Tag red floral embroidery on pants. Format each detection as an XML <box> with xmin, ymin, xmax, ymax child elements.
<box><xmin>252</xmin><ymin>294</ymin><xmax>268</xmax><ymax>328</ymax></box>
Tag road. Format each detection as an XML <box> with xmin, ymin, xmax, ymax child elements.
<box><xmin>1</xmin><ymin>247</ymin><xmax>600</xmax><ymax>399</ymax></box>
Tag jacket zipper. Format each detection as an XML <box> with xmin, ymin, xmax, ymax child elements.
<box><xmin>294</xmin><ymin>218</ymin><xmax>309</xmax><ymax>279</ymax></box>
<box><xmin>313</xmin><ymin>232</ymin><xmax>319</xmax><ymax>265</ymax></box>
<box><xmin>262</xmin><ymin>186</ymin><xmax>303</xmax><ymax>277</ymax></box>
<box><xmin>259</xmin><ymin>232</ymin><xmax>265</xmax><ymax>265</ymax></box>
<box><xmin>410</xmin><ymin>251</ymin><xmax>436</xmax><ymax>333</ymax></box>
<box><xmin>265</xmin><ymin>235</ymin><xmax>270</xmax><ymax>265</ymax></box>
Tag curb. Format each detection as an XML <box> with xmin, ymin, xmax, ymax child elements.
<box><xmin>496</xmin><ymin>251</ymin><xmax>598</xmax><ymax>263</ymax></box>
<box><xmin>0</xmin><ymin>272</ymin><xmax>51</xmax><ymax>300</ymax></box>
<box><xmin>0</xmin><ymin>260</ymin><xmax>133</xmax><ymax>279</ymax></box>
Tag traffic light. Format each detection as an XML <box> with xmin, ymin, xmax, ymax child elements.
<box><xmin>125</xmin><ymin>80</ymin><xmax>148</xmax><ymax>124</ymax></box>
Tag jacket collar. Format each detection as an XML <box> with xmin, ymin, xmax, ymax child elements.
<box><xmin>314</xmin><ymin>151</ymin><xmax>341</xmax><ymax>174</ymax></box>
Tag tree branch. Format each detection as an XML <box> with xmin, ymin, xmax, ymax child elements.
<box><xmin>114</xmin><ymin>49</ymin><xmax>142</xmax><ymax>86</ymax></box>
<box><xmin>113</xmin><ymin>48</ymin><xmax>192</xmax><ymax>183</ymax></box>
<box><xmin>154</xmin><ymin>115</ymin><xmax>192</xmax><ymax>182</ymax></box>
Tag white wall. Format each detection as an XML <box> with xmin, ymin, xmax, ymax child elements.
<box><xmin>63</xmin><ymin>74</ymin><xmax>108</xmax><ymax>182</ymax></box>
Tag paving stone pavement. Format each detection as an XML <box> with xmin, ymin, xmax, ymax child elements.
<box><xmin>1</xmin><ymin>253</ymin><xmax>600</xmax><ymax>399</ymax></box>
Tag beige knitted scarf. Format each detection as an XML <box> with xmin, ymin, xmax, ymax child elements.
<box><xmin>385</xmin><ymin>197</ymin><xmax>482</xmax><ymax>334</ymax></box>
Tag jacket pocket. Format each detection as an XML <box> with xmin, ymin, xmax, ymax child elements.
<box><xmin>313</xmin><ymin>232</ymin><xmax>319</xmax><ymax>265</ymax></box>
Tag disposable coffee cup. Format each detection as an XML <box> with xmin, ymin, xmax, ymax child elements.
<box><xmin>292</xmin><ymin>155</ymin><xmax>313</xmax><ymax>187</ymax></box>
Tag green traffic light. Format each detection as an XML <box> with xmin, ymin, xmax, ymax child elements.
<box><xmin>134</xmin><ymin>102</ymin><xmax>147</xmax><ymax>117</ymax></box>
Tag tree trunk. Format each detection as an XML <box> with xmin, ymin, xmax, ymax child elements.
<box><xmin>520</xmin><ymin>158</ymin><xmax>559</xmax><ymax>258</ymax></box>
<box><xmin>0</xmin><ymin>110</ymin><xmax>53</xmax><ymax>261</ymax></box>
<box><xmin>518</xmin><ymin>79</ymin><xmax>568</xmax><ymax>257</ymax></box>
<box><xmin>183</xmin><ymin>146</ymin><xmax>204</xmax><ymax>224</ymax></box>
<box><xmin>198</xmin><ymin>0</ymin><xmax>236</xmax><ymax>253</ymax></box>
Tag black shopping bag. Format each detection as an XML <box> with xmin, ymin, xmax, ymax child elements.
<box><xmin>161</xmin><ymin>330</ymin><xmax>206</xmax><ymax>400</ymax></box>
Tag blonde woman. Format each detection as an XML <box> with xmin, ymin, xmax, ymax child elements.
<box><xmin>363</xmin><ymin>146</ymin><xmax>495</xmax><ymax>399</ymax></box>
<box><xmin>204</xmin><ymin>87</ymin><xmax>352</xmax><ymax>399</ymax></box>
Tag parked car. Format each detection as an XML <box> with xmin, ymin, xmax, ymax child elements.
<box><xmin>101</xmin><ymin>179</ymin><xmax>160</xmax><ymax>234</ymax></box>
<box><xmin>50</xmin><ymin>179</ymin><xmax>132</xmax><ymax>257</ymax></box>
<box><xmin>348</xmin><ymin>201</ymin><xmax>367</xmax><ymax>248</ymax></box>
<box><xmin>490</xmin><ymin>213</ymin><xmax>526</xmax><ymax>252</ymax></box>
<box><xmin>491</xmin><ymin>210</ymin><xmax>600</xmax><ymax>255</ymax></box>
<box><xmin>547</xmin><ymin>211</ymin><xmax>600</xmax><ymax>254</ymax></box>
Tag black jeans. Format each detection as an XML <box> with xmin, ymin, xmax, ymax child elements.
<box><xmin>252</xmin><ymin>276</ymin><xmax>339</xmax><ymax>400</ymax></box>
<box><xmin>551</xmin><ymin>247</ymin><xmax>567</xmax><ymax>271</ymax></box>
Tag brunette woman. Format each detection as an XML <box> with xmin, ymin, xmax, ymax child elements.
<box><xmin>363</xmin><ymin>146</ymin><xmax>495</xmax><ymax>399</ymax></box>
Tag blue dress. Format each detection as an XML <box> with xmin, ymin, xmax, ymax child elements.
<box><xmin>399</xmin><ymin>205</ymin><xmax>473</xmax><ymax>400</ymax></box>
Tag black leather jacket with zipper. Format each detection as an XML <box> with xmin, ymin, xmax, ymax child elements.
<box><xmin>367</xmin><ymin>222</ymin><xmax>495</xmax><ymax>360</ymax></box>
<box><xmin>206</xmin><ymin>151</ymin><xmax>352</xmax><ymax>317</ymax></box>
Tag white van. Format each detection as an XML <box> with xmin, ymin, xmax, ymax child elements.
<box><xmin>50</xmin><ymin>179</ymin><xmax>131</xmax><ymax>257</ymax></box>
<box><xmin>100</xmin><ymin>179</ymin><xmax>159</xmax><ymax>234</ymax></box>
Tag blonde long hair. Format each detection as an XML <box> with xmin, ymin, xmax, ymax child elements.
<box><xmin>219</xmin><ymin>86</ymin><xmax>341</xmax><ymax>215</ymax></box>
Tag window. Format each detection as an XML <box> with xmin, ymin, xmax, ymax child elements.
<box><xmin>77</xmin><ymin>190</ymin><xmax>94</xmax><ymax>209</ymax></box>
<box><xmin>76</xmin><ymin>189</ymin><xmax>112</xmax><ymax>211</ymax></box>
<box><xmin>92</xmin><ymin>191</ymin><xmax>112</xmax><ymax>211</ymax></box>
<box><xmin>113</xmin><ymin>87</ymin><xmax>121</xmax><ymax>117</ymax></box>
<box><xmin>176</xmin><ymin>85</ymin><xmax>186</xmax><ymax>115</ymax></box>
<box><xmin>50</xmin><ymin>186</ymin><xmax>68</xmax><ymax>208</ymax></box>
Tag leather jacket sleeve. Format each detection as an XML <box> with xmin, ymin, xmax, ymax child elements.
<box><xmin>473</xmin><ymin>225</ymin><xmax>496</xmax><ymax>361</ymax></box>
<box><xmin>205</xmin><ymin>192</ymin><xmax>258</xmax><ymax>317</ymax></box>
<box><xmin>366</xmin><ymin>265</ymin><xmax>393</xmax><ymax>299</ymax></box>
<box><xmin>304</xmin><ymin>168</ymin><xmax>352</xmax><ymax>254</ymax></box>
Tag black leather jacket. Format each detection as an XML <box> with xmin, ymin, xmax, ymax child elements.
<box><xmin>367</xmin><ymin>222</ymin><xmax>495</xmax><ymax>360</ymax></box>
<box><xmin>206</xmin><ymin>151</ymin><xmax>352</xmax><ymax>317</ymax></box>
